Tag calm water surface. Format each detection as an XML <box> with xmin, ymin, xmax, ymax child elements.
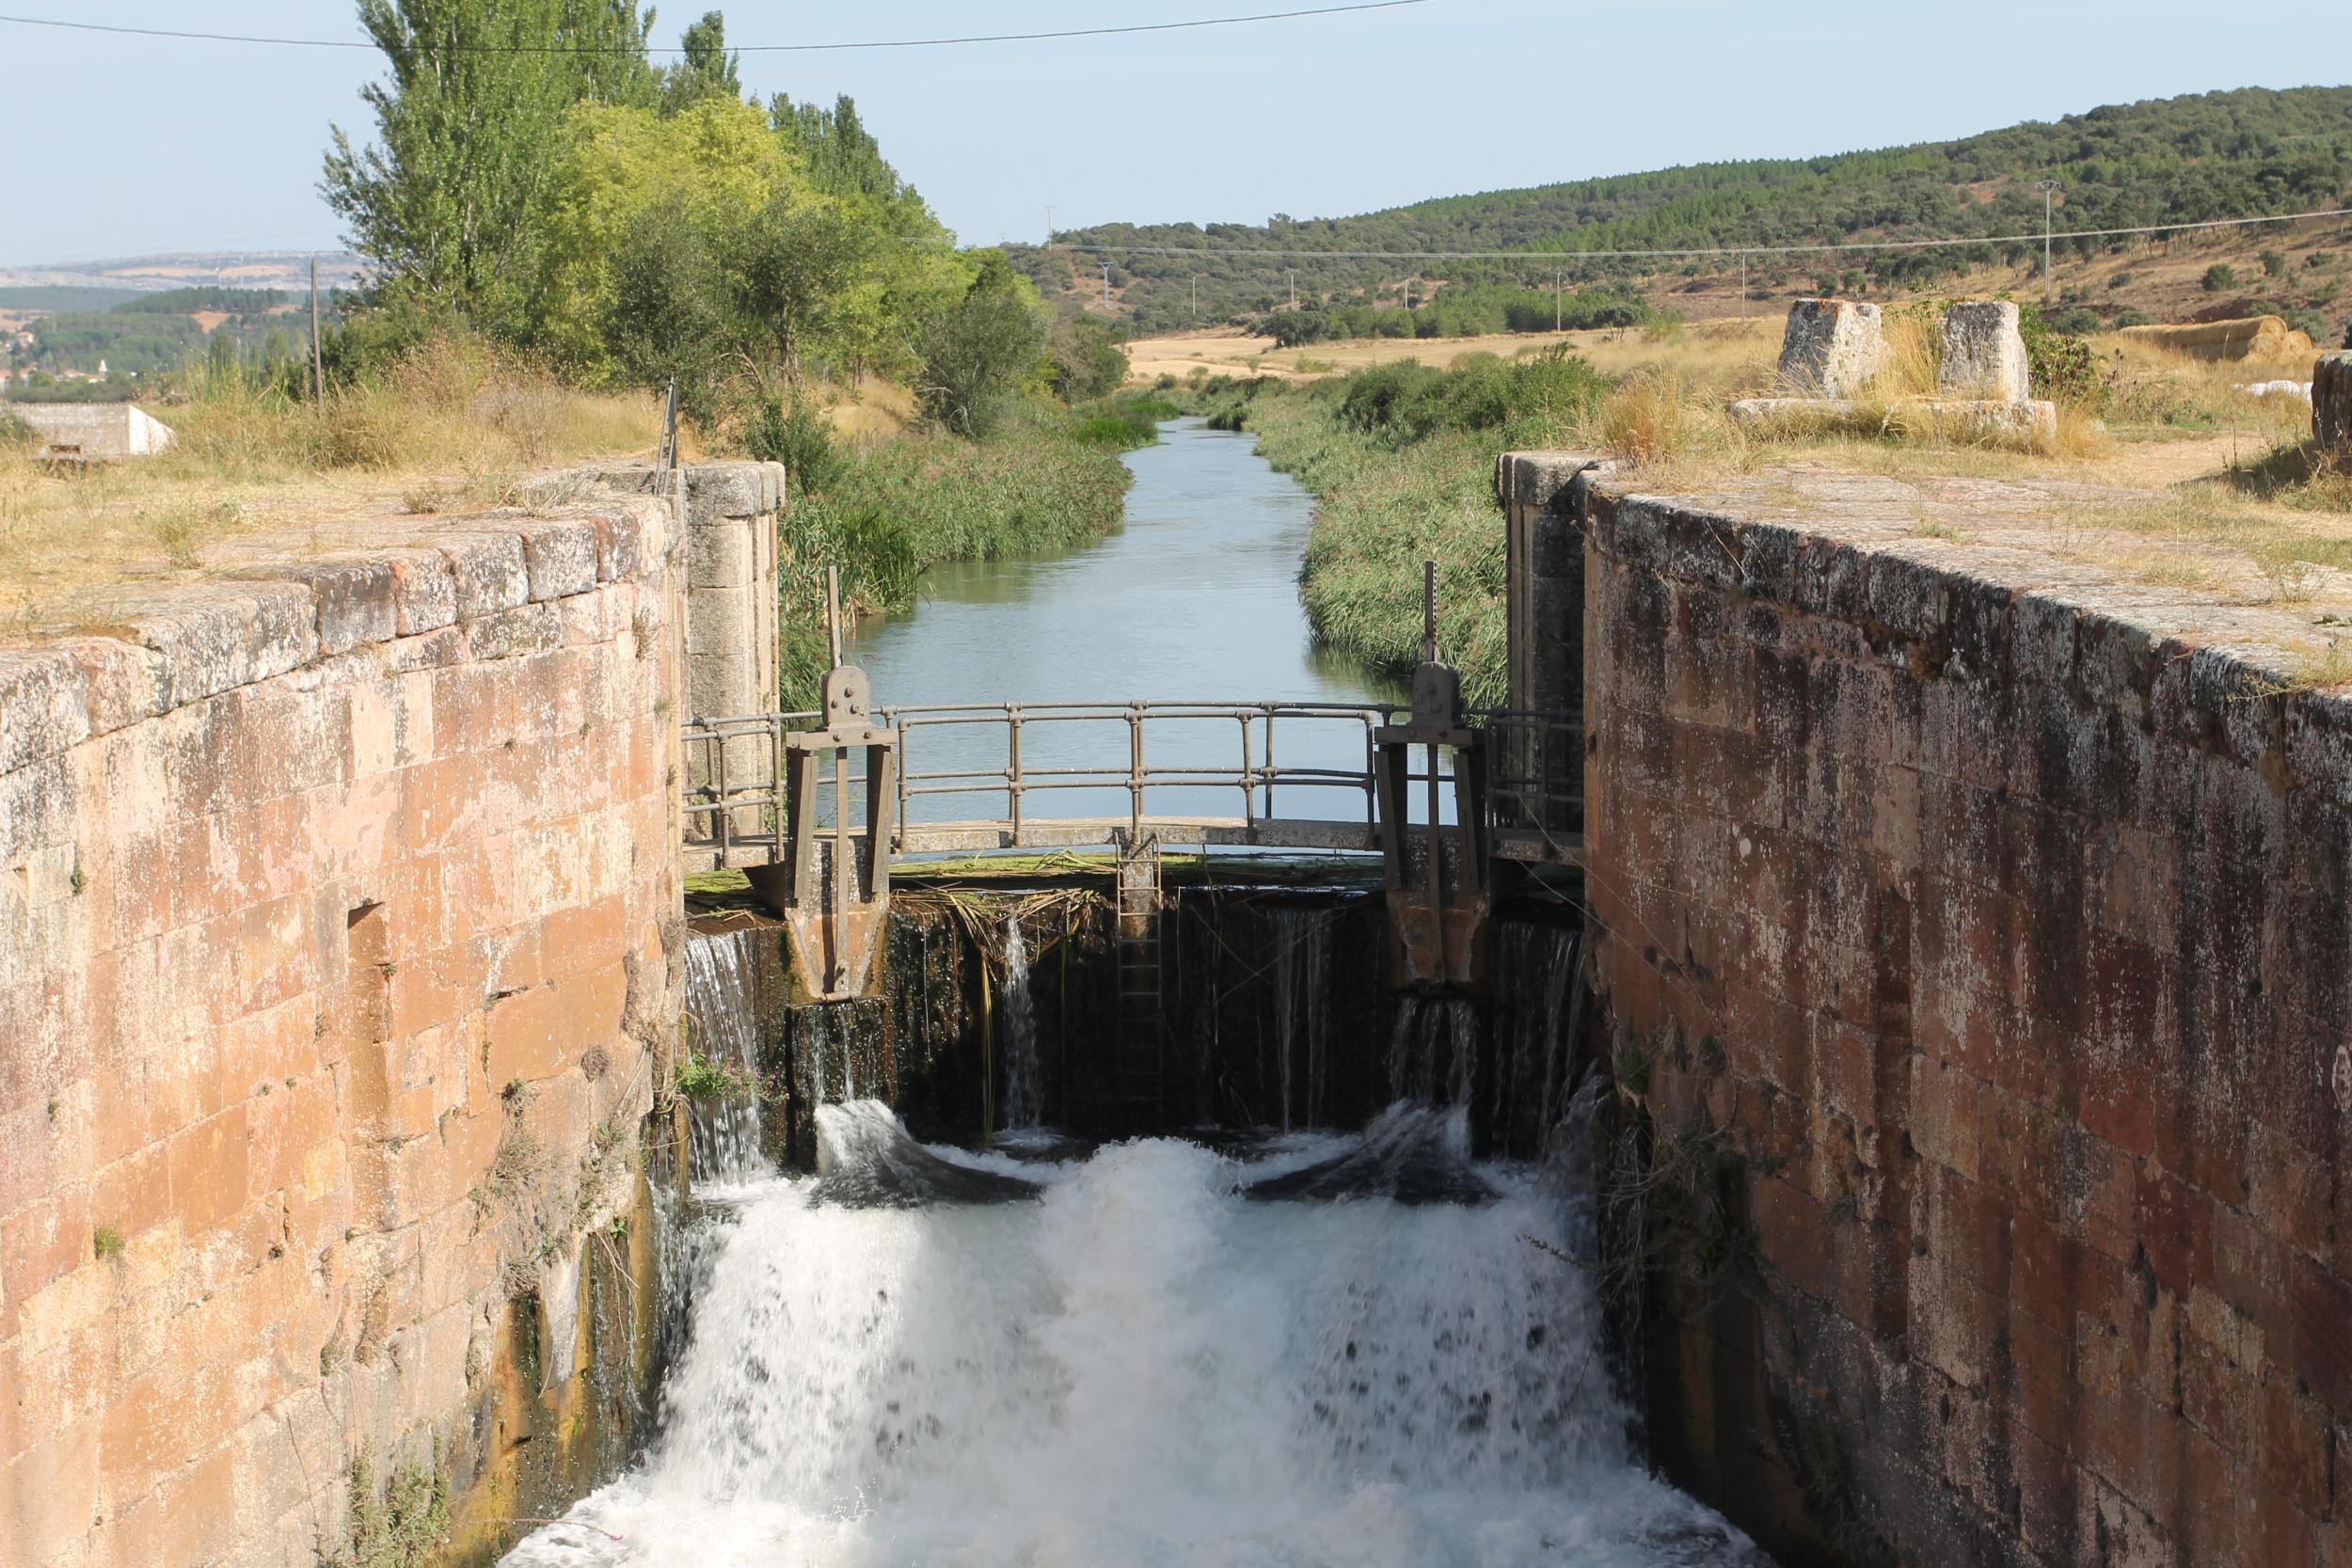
<box><xmin>846</xmin><ymin>420</ymin><xmax>1397</xmax><ymax>826</ymax></box>
<box><xmin>849</xmin><ymin>420</ymin><xmax>1382</xmax><ymax>703</ymax></box>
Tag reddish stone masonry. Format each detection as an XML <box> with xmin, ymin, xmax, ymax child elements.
<box><xmin>1585</xmin><ymin>485</ymin><xmax>2352</xmax><ymax>1568</ymax></box>
<box><xmin>0</xmin><ymin>498</ymin><xmax>685</xmax><ymax>1568</ymax></box>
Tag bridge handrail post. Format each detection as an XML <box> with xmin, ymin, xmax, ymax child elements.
<box><xmin>1238</xmin><ymin>713</ymin><xmax>1254</xmax><ymax>826</ymax></box>
<box><xmin>1009</xmin><ymin>706</ymin><xmax>1024</xmax><ymax>841</ymax></box>
<box><xmin>770</xmin><ymin>713</ymin><xmax>787</xmax><ymax>860</ymax></box>
<box><xmin>714</xmin><ymin>720</ymin><xmax>731</xmax><ymax>864</ymax></box>
<box><xmin>1128</xmin><ymin>705</ymin><xmax>1145</xmax><ymax>838</ymax></box>
<box><xmin>895</xmin><ymin>711</ymin><xmax>911</xmax><ymax>848</ymax></box>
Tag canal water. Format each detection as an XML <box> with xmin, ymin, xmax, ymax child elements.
<box><xmin>847</xmin><ymin>420</ymin><xmax>1400</xmax><ymax>830</ymax></box>
<box><xmin>501</xmin><ymin>422</ymin><xmax>1756</xmax><ymax>1568</ymax></box>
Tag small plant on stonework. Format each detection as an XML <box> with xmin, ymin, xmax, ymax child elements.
<box><xmin>675</xmin><ymin>1052</ymin><xmax>755</xmax><ymax>1101</ymax></box>
<box><xmin>69</xmin><ymin>863</ymin><xmax>85</xmax><ymax>896</ymax></box>
<box><xmin>91</xmin><ymin>1223</ymin><xmax>124</xmax><ymax>1260</ymax></box>
<box><xmin>328</xmin><ymin>1457</ymin><xmax>449</xmax><ymax>1568</ymax></box>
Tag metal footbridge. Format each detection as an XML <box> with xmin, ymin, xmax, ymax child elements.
<box><xmin>677</xmin><ymin>567</ymin><xmax>1582</xmax><ymax>1009</ymax></box>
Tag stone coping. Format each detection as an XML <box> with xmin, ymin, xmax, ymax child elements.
<box><xmin>0</xmin><ymin>496</ymin><xmax>672</xmax><ymax>777</ymax></box>
<box><xmin>1590</xmin><ymin>466</ymin><xmax>2352</xmax><ymax>797</ymax></box>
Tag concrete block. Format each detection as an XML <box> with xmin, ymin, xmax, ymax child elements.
<box><xmin>0</xmin><ymin>646</ymin><xmax>90</xmax><ymax>774</ymax></box>
<box><xmin>1778</xmin><ymin>298</ymin><xmax>1884</xmax><ymax>397</ymax></box>
<box><xmin>2317</xmin><ymin>352</ymin><xmax>2352</xmax><ymax>451</ymax></box>
<box><xmin>1939</xmin><ymin>301</ymin><xmax>2030</xmax><ymax>402</ymax></box>
<box><xmin>519</xmin><ymin>521</ymin><xmax>600</xmax><ymax>603</ymax></box>
<box><xmin>437</xmin><ymin>532</ymin><xmax>530</xmax><ymax>621</ymax></box>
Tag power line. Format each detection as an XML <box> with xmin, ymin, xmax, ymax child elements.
<box><xmin>1047</xmin><ymin>204</ymin><xmax>2352</xmax><ymax>262</ymax></box>
<box><xmin>0</xmin><ymin>1</ymin><xmax>1429</xmax><ymax>54</ymax></box>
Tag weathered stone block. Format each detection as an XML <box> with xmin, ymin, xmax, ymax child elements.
<box><xmin>97</xmin><ymin>583</ymin><xmax>320</xmax><ymax>712</ymax></box>
<box><xmin>437</xmin><ymin>531</ymin><xmax>530</xmax><ymax>621</ymax></box>
<box><xmin>2316</xmin><ymin>351</ymin><xmax>2351</xmax><ymax>451</ymax></box>
<box><xmin>687</xmin><ymin>515</ymin><xmax>758</xmax><ymax>590</ymax></box>
<box><xmin>0</xmin><ymin>647</ymin><xmax>90</xmax><ymax>774</ymax></box>
<box><xmin>236</xmin><ymin>556</ymin><xmax>400</xmax><ymax>656</ymax></box>
<box><xmin>1777</xmin><ymin>298</ymin><xmax>1884</xmax><ymax>397</ymax></box>
<box><xmin>382</xmin><ymin>547</ymin><xmax>457</xmax><ymax>635</ymax></box>
<box><xmin>1939</xmin><ymin>301</ymin><xmax>2030</xmax><ymax>402</ymax></box>
<box><xmin>683</xmin><ymin>460</ymin><xmax>783</xmax><ymax>523</ymax></box>
<box><xmin>519</xmin><ymin>520</ymin><xmax>600</xmax><ymax>603</ymax></box>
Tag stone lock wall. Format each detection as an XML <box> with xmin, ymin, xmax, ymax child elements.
<box><xmin>0</xmin><ymin>496</ymin><xmax>690</xmax><ymax>1568</ymax></box>
<box><xmin>1583</xmin><ymin>489</ymin><xmax>2352</xmax><ymax>1566</ymax></box>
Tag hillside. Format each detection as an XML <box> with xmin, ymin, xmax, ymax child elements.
<box><xmin>1014</xmin><ymin>86</ymin><xmax>2352</xmax><ymax>340</ymax></box>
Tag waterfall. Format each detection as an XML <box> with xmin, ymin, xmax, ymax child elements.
<box><xmin>1270</xmin><ymin>905</ymin><xmax>1333</xmax><ymax>1131</ymax></box>
<box><xmin>999</xmin><ymin>914</ymin><xmax>1042</xmax><ymax>1131</ymax></box>
<box><xmin>1386</xmin><ymin>993</ymin><xmax>1481</xmax><ymax>1107</ymax></box>
<box><xmin>504</xmin><ymin>1101</ymin><xmax>1758</xmax><ymax>1568</ymax></box>
<box><xmin>1491</xmin><ymin>923</ymin><xmax>1590</xmax><ymax>1160</ymax></box>
<box><xmin>681</xmin><ymin>929</ymin><xmax>770</xmax><ymax>1186</ymax></box>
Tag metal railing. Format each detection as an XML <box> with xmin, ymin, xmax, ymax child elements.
<box><xmin>680</xmin><ymin>698</ymin><xmax>1582</xmax><ymax>863</ymax></box>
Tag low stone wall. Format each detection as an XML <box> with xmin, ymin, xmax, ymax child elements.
<box><xmin>1584</xmin><ymin>483</ymin><xmax>2352</xmax><ymax>1566</ymax></box>
<box><xmin>1</xmin><ymin>498</ymin><xmax>688</xmax><ymax>1567</ymax></box>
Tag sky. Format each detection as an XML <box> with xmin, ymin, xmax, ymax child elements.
<box><xmin>2</xmin><ymin>0</ymin><xmax>2349</xmax><ymax>267</ymax></box>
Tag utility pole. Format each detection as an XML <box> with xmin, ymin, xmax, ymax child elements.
<box><xmin>1739</xmin><ymin>253</ymin><xmax>1747</xmax><ymax>324</ymax></box>
<box><xmin>1190</xmin><ymin>273</ymin><xmax>1199</xmax><ymax>325</ymax></box>
<box><xmin>1101</xmin><ymin>261</ymin><xmax>1112</xmax><ymax>307</ymax></box>
<box><xmin>1553</xmin><ymin>264</ymin><xmax>1563</xmax><ymax>333</ymax></box>
<box><xmin>2035</xmin><ymin>180</ymin><xmax>2061</xmax><ymax>304</ymax></box>
<box><xmin>1044</xmin><ymin>204</ymin><xmax>1054</xmax><ymax>243</ymax></box>
<box><xmin>1287</xmin><ymin>269</ymin><xmax>1296</xmax><ymax>310</ymax></box>
<box><xmin>308</xmin><ymin>257</ymin><xmax>324</xmax><ymax>406</ymax></box>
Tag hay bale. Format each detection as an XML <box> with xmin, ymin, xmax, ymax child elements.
<box><xmin>2117</xmin><ymin>314</ymin><xmax>2317</xmax><ymax>363</ymax></box>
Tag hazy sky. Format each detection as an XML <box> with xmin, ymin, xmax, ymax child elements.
<box><xmin>2</xmin><ymin>0</ymin><xmax>2348</xmax><ymax>266</ymax></box>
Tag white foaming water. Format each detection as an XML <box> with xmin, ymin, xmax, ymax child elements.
<box><xmin>506</xmin><ymin>1101</ymin><xmax>1756</xmax><ymax>1568</ymax></box>
<box><xmin>999</xmin><ymin>914</ymin><xmax>1042</xmax><ymax>1131</ymax></box>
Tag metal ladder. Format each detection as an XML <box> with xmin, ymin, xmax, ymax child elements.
<box><xmin>1115</xmin><ymin>832</ymin><xmax>1166</xmax><ymax>1111</ymax></box>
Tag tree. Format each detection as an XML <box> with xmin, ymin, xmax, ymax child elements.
<box><xmin>916</xmin><ymin>254</ymin><xmax>1047</xmax><ymax>437</ymax></box>
<box><xmin>323</xmin><ymin>0</ymin><xmax>657</xmax><ymax>333</ymax></box>
<box><xmin>1048</xmin><ymin>314</ymin><xmax>1130</xmax><ymax>401</ymax></box>
<box><xmin>660</xmin><ymin>11</ymin><xmax>741</xmax><ymax>114</ymax></box>
<box><xmin>2203</xmin><ymin>263</ymin><xmax>2238</xmax><ymax>293</ymax></box>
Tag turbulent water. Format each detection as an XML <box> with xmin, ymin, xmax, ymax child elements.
<box><xmin>507</xmin><ymin>1100</ymin><xmax>1756</xmax><ymax>1568</ymax></box>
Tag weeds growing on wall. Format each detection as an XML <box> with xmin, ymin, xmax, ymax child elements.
<box><xmin>327</xmin><ymin>1457</ymin><xmax>449</xmax><ymax>1568</ymax></box>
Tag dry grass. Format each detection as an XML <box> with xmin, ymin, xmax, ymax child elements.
<box><xmin>0</xmin><ymin>340</ymin><xmax>660</xmax><ymax>640</ymax></box>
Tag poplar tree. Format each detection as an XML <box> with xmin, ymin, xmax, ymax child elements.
<box><xmin>322</xmin><ymin>0</ymin><xmax>657</xmax><ymax>332</ymax></box>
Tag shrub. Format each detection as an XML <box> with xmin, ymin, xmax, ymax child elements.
<box><xmin>740</xmin><ymin>394</ymin><xmax>844</xmax><ymax>497</ymax></box>
<box><xmin>2261</xmin><ymin>249</ymin><xmax>2289</xmax><ymax>278</ymax></box>
<box><xmin>2107</xmin><ymin>271</ymin><xmax>2135</xmax><ymax>290</ymax></box>
<box><xmin>2202</xmin><ymin>263</ymin><xmax>2238</xmax><ymax>293</ymax></box>
<box><xmin>2044</xmin><ymin>306</ymin><xmax>2104</xmax><ymax>337</ymax></box>
<box><xmin>2019</xmin><ymin>304</ymin><xmax>2115</xmax><ymax>409</ymax></box>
